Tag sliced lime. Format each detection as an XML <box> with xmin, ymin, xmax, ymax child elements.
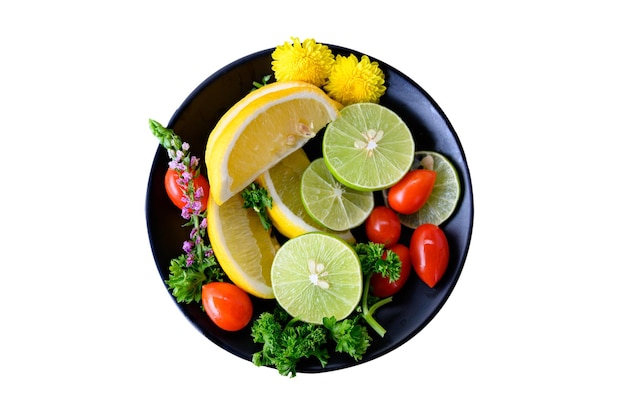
<box><xmin>322</xmin><ymin>103</ymin><xmax>415</xmax><ymax>191</ymax></box>
<box><xmin>384</xmin><ymin>151</ymin><xmax>461</xmax><ymax>227</ymax></box>
<box><xmin>271</xmin><ymin>232</ymin><xmax>362</xmax><ymax>324</ymax></box>
<box><xmin>258</xmin><ymin>149</ymin><xmax>354</xmax><ymax>242</ymax></box>
<box><xmin>301</xmin><ymin>158</ymin><xmax>374</xmax><ymax>231</ymax></box>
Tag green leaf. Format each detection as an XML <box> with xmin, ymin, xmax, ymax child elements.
<box><xmin>241</xmin><ymin>182</ymin><xmax>273</xmax><ymax>231</ymax></box>
<box><xmin>323</xmin><ymin>316</ymin><xmax>371</xmax><ymax>361</ymax></box>
<box><xmin>251</xmin><ymin>308</ymin><xmax>329</xmax><ymax>378</ymax></box>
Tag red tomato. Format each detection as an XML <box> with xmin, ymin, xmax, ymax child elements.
<box><xmin>365</xmin><ymin>206</ymin><xmax>402</xmax><ymax>247</ymax></box>
<box><xmin>410</xmin><ymin>223</ymin><xmax>449</xmax><ymax>288</ymax></box>
<box><xmin>387</xmin><ymin>169</ymin><xmax>437</xmax><ymax>215</ymax></box>
<box><xmin>201</xmin><ymin>282</ymin><xmax>253</xmax><ymax>331</ymax></box>
<box><xmin>370</xmin><ymin>243</ymin><xmax>412</xmax><ymax>297</ymax></box>
<box><xmin>164</xmin><ymin>168</ymin><xmax>210</xmax><ymax>212</ymax></box>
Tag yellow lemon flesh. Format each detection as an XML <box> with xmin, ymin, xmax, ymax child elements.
<box><xmin>207</xmin><ymin>192</ymin><xmax>278</xmax><ymax>299</ymax></box>
<box><xmin>206</xmin><ymin>81</ymin><xmax>342</xmax><ymax>206</ymax></box>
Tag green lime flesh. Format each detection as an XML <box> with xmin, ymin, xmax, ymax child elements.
<box><xmin>384</xmin><ymin>150</ymin><xmax>461</xmax><ymax>227</ymax></box>
<box><xmin>322</xmin><ymin>103</ymin><xmax>415</xmax><ymax>191</ymax></box>
<box><xmin>270</xmin><ymin>232</ymin><xmax>362</xmax><ymax>324</ymax></box>
<box><xmin>301</xmin><ymin>158</ymin><xmax>374</xmax><ymax>231</ymax></box>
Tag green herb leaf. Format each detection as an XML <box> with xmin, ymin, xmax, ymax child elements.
<box><xmin>149</xmin><ymin>119</ymin><xmax>183</xmax><ymax>151</ymax></box>
<box><xmin>251</xmin><ymin>74</ymin><xmax>272</xmax><ymax>91</ymax></box>
<box><xmin>353</xmin><ymin>242</ymin><xmax>401</xmax><ymax>337</ymax></box>
<box><xmin>242</xmin><ymin>182</ymin><xmax>273</xmax><ymax>231</ymax></box>
<box><xmin>251</xmin><ymin>308</ymin><xmax>329</xmax><ymax>378</ymax></box>
<box><xmin>323</xmin><ymin>316</ymin><xmax>371</xmax><ymax>361</ymax></box>
<box><xmin>166</xmin><ymin>252</ymin><xmax>224</xmax><ymax>304</ymax></box>
<box><xmin>353</xmin><ymin>242</ymin><xmax>401</xmax><ymax>282</ymax></box>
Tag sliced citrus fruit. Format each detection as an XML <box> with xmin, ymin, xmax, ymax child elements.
<box><xmin>301</xmin><ymin>158</ymin><xmax>374</xmax><ymax>231</ymax></box>
<box><xmin>207</xmin><ymin>192</ymin><xmax>278</xmax><ymax>299</ymax></box>
<box><xmin>257</xmin><ymin>149</ymin><xmax>355</xmax><ymax>242</ymax></box>
<box><xmin>322</xmin><ymin>102</ymin><xmax>415</xmax><ymax>191</ymax></box>
<box><xmin>271</xmin><ymin>232</ymin><xmax>362</xmax><ymax>324</ymax></box>
<box><xmin>205</xmin><ymin>81</ymin><xmax>342</xmax><ymax>205</ymax></box>
<box><xmin>384</xmin><ymin>151</ymin><xmax>461</xmax><ymax>227</ymax></box>
<box><xmin>204</xmin><ymin>81</ymin><xmax>302</xmax><ymax>161</ymax></box>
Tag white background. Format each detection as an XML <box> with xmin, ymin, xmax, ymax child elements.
<box><xmin>2</xmin><ymin>1</ymin><xmax>624</xmax><ymax>415</ymax></box>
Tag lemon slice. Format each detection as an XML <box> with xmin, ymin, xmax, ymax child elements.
<box><xmin>207</xmin><ymin>192</ymin><xmax>278</xmax><ymax>299</ymax></box>
<box><xmin>206</xmin><ymin>81</ymin><xmax>342</xmax><ymax>205</ymax></box>
<box><xmin>271</xmin><ymin>232</ymin><xmax>362</xmax><ymax>324</ymax></box>
<box><xmin>322</xmin><ymin>103</ymin><xmax>415</xmax><ymax>191</ymax></box>
<box><xmin>257</xmin><ymin>149</ymin><xmax>355</xmax><ymax>242</ymax></box>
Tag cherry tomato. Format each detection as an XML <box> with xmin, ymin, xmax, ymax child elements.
<box><xmin>365</xmin><ymin>206</ymin><xmax>402</xmax><ymax>247</ymax></box>
<box><xmin>164</xmin><ymin>168</ymin><xmax>210</xmax><ymax>212</ymax></box>
<box><xmin>370</xmin><ymin>243</ymin><xmax>412</xmax><ymax>298</ymax></box>
<box><xmin>387</xmin><ymin>169</ymin><xmax>437</xmax><ymax>215</ymax></box>
<box><xmin>410</xmin><ymin>223</ymin><xmax>449</xmax><ymax>288</ymax></box>
<box><xmin>201</xmin><ymin>282</ymin><xmax>253</xmax><ymax>331</ymax></box>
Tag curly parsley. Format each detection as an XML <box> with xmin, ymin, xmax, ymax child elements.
<box><xmin>353</xmin><ymin>242</ymin><xmax>401</xmax><ymax>337</ymax></box>
<box><xmin>241</xmin><ymin>182</ymin><xmax>273</xmax><ymax>231</ymax></box>
<box><xmin>251</xmin><ymin>307</ymin><xmax>371</xmax><ymax>378</ymax></box>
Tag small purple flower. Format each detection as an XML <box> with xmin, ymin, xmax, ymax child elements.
<box><xmin>181</xmin><ymin>170</ymin><xmax>193</xmax><ymax>182</ymax></box>
<box><xmin>190</xmin><ymin>200</ymin><xmax>202</xmax><ymax>213</ymax></box>
<box><xmin>186</xmin><ymin>253</ymin><xmax>195</xmax><ymax>267</ymax></box>
<box><xmin>182</xmin><ymin>240</ymin><xmax>193</xmax><ymax>253</ymax></box>
<box><xmin>190</xmin><ymin>156</ymin><xmax>200</xmax><ymax>169</ymax></box>
<box><xmin>182</xmin><ymin>142</ymin><xmax>190</xmax><ymax>152</ymax></box>
<box><xmin>200</xmin><ymin>218</ymin><xmax>207</xmax><ymax>230</ymax></box>
<box><xmin>181</xmin><ymin>207</ymin><xmax>192</xmax><ymax>220</ymax></box>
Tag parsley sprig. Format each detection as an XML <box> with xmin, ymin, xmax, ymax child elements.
<box><xmin>149</xmin><ymin>119</ymin><xmax>224</xmax><ymax>303</ymax></box>
<box><xmin>241</xmin><ymin>182</ymin><xmax>273</xmax><ymax>231</ymax></box>
<box><xmin>251</xmin><ymin>306</ymin><xmax>371</xmax><ymax>378</ymax></box>
<box><xmin>354</xmin><ymin>242</ymin><xmax>401</xmax><ymax>337</ymax></box>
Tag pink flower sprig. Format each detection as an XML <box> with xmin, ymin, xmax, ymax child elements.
<box><xmin>149</xmin><ymin>119</ymin><xmax>224</xmax><ymax>304</ymax></box>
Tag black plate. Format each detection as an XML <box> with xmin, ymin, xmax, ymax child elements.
<box><xmin>146</xmin><ymin>45</ymin><xmax>474</xmax><ymax>373</ymax></box>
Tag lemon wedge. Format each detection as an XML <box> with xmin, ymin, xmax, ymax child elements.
<box><xmin>207</xmin><ymin>192</ymin><xmax>278</xmax><ymax>299</ymax></box>
<box><xmin>206</xmin><ymin>81</ymin><xmax>342</xmax><ymax>205</ymax></box>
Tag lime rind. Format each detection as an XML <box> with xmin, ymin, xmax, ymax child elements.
<box><xmin>322</xmin><ymin>103</ymin><xmax>415</xmax><ymax>191</ymax></box>
<box><xmin>271</xmin><ymin>232</ymin><xmax>362</xmax><ymax>324</ymax></box>
<box><xmin>384</xmin><ymin>151</ymin><xmax>461</xmax><ymax>227</ymax></box>
<box><xmin>301</xmin><ymin>158</ymin><xmax>374</xmax><ymax>231</ymax></box>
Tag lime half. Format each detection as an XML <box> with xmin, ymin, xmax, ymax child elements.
<box><xmin>322</xmin><ymin>103</ymin><xmax>415</xmax><ymax>191</ymax></box>
<box><xmin>384</xmin><ymin>151</ymin><xmax>461</xmax><ymax>227</ymax></box>
<box><xmin>271</xmin><ymin>232</ymin><xmax>362</xmax><ymax>324</ymax></box>
<box><xmin>301</xmin><ymin>158</ymin><xmax>374</xmax><ymax>231</ymax></box>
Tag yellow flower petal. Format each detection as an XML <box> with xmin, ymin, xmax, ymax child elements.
<box><xmin>324</xmin><ymin>54</ymin><xmax>386</xmax><ymax>105</ymax></box>
<box><xmin>271</xmin><ymin>37</ymin><xmax>335</xmax><ymax>87</ymax></box>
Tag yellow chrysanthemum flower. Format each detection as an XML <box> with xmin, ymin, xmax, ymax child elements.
<box><xmin>324</xmin><ymin>54</ymin><xmax>386</xmax><ymax>105</ymax></box>
<box><xmin>271</xmin><ymin>38</ymin><xmax>335</xmax><ymax>87</ymax></box>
